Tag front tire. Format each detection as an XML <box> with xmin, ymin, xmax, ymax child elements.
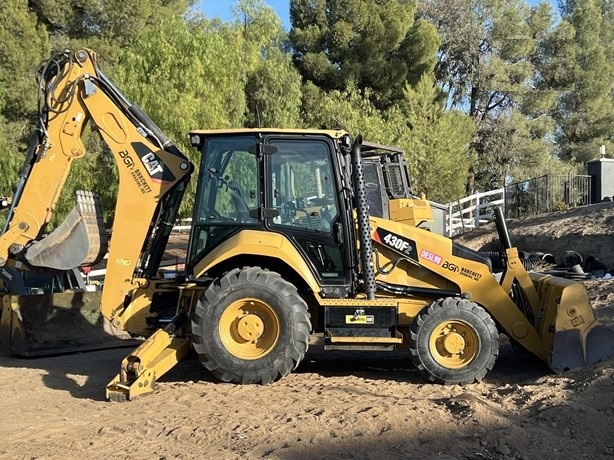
<box><xmin>191</xmin><ymin>267</ymin><xmax>311</xmax><ymax>384</ymax></box>
<box><xmin>409</xmin><ymin>297</ymin><xmax>499</xmax><ymax>385</ymax></box>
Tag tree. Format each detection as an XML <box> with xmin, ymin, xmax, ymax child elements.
<box><xmin>244</xmin><ymin>47</ymin><xmax>303</xmax><ymax>128</ymax></box>
<box><xmin>544</xmin><ymin>0</ymin><xmax>614</xmax><ymax>164</ymax></box>
<box><xmin>0</xmin><ymin>1</ymin><xmax>50</xmax><ymax>200</ymax></box>
<box><xmin>235</xmin><ymin>0</ymin><xmax>303</xmax><ymax>128</ymax></box>
<box><xmin>401</xmin><ymin>76</ymin><xmax>476</xmax><ymax>202</ymax></box>
<box><xmin>290</xmin><ymin>0</ymin><xmax>440</xmax><ymax>108</ymax></box>
<box><xmin>1</xmin><ymin>1</ymin><xmax>199</xmax><ymax>226</ymax></box>
<box><xmin>301</xmin><ymin>77</ymin><xmax>475</xmax><ymax>202</ymax></box>
<box><xmin>111</xmin><ymin>2</ymin><xmax>298</xmax><ymax>217</ymax></box>
<box><xmin>28</xmin><ymin>0</ymin><xmax>195</xmax><ymax>47</ymax></box>
<box><xmin>0</xmin><ymin>1</ymin><xmax>50</xmax><ymax>121</ymax></box>
<box><xmin>301</xmin><ymin>82</ymin><xmax>397</xmax><ymax>135</ymax></box>
<box><xmin>419</xmin><ymin>0</ymin><xmax>560</xmax><ymax>190</ymax></box>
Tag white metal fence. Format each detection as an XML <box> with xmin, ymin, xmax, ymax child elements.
<box><xmin>429</xmin><ymin>188</ymin><xmax>505</xmax><ymax>237</ymax></box>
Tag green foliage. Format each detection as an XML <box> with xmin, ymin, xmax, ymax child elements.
<box><xmin>547</xmin><ymin>0</ymin><xmax>614</xmax><ymax>165</ymax></box>
<box><xmin>301</xmin><ymin>76</ymin><xmax>475</xmax><ymax>203</ymax></box>
<box><xmin>0</xmin><ymin>133</ymin><xmax>26</xmax><ymax>197</ymax></box>
<box><xmin>290</xmin><ymin>0</ymin><xmax>440</xmax><ymax>108</ymax></box>
<box><xmin>401</xmin><ymin>76</ymin><xmax>476</xmax><ymax>202</ymax></box>
<box><xmin>420</xmin><ymin>0</ymin><xmax>564</xmax><ymax>189</ymax></box>
<box><xmin>2</xmin><ymin>0</ymin><xmax>613</xmax><ymax>234</ymax></box>
<box><xmin>245</xmin><ymin>47</ymin><xmax>303</xmax><ymax>128</ymax></box>
<box><xmin>232</xmin><ymin>0</ymin><xmax>303</xmax><ymax>128</ymax></box>
<box><xmin>301</xmin><ymin>83</ymin><xmax>393</xmax><ymax>135</ymax></box>
<box><xmin>109</xmin><ymin>3</ymin><xmax>294</xmax><ymax>216</ymax></box>
<box><xmin>29</xmin><ymin>0</ymin><xmax>195</xmax><ymax>45</ymax></box>
<box><xmin>0</xmin><ymin>1</ymin><xmax>50</xmax><ymax>119</ymax></box>
<box><xmin>0</xmin><ymin>1</ymin><xmax>50</xmax><ymax>201</ymax></box>
<box><xmin>115</xmin><ymin>17</ymin><xmax>248</xmax><ymax>133</ymax></box>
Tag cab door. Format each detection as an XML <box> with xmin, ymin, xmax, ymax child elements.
<box><xmin>265</xmin><ymin>136</ymin><xmax>352</xmax><ymax>296</ymax></box>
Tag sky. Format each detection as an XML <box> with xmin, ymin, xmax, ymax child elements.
<box><xmin>198</xmin><ymin>1</ymin><xmax>554</xmax><ymax>30</ymax></box>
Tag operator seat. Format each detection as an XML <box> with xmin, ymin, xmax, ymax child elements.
<box><xmin>228</xmin><ymin>181</ymin><xmax>250</xmax><ymax>221</ymax></box>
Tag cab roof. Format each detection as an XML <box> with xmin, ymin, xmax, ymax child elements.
<box><xmin>188</xmin><ymin>129</ymin><xmax>404</xmax><ymax>154</ymax></box>
<box><xmin>189</xmin><ymin>128</ymin><xmax>348</xmax><ymax>138</ymax></box>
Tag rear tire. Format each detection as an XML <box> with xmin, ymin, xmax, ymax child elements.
<box><xmin>409</xmin><ymin>297</ymin><xmax>499</xmax><ymax>385</ymax></box>
<box><xmin>191</xmin><ymin>267</ymin><xmax>311</xmax><ymax>384</ymax></box>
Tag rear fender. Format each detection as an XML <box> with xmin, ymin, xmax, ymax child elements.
<box><xmin>191</xmin><ymin>230</ymin><xmax>321</xmax><ymax>293</ymax></box>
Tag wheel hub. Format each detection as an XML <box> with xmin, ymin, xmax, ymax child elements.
<box><xmin>219</xmin><ymin>298</ymin><xmax>280</xmax><ymax>360</ymax></box>
<box><xmin>442</xmin><ymin>331</ymin><xmax>466</xmax><ymax>354</ymax></box>
<box><xmin>236</xmin><ymin>313</ymin><xmax>264</xmax><ymax>341</ymax></box>
<box><xmin>429</xmin><ymin>321</ymin><xmax>478</xmax><ymax>369</ymax></box>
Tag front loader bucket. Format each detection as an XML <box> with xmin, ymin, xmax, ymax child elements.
<box><xmin>25</xmin><ymin>191</ymin><xmax>108</xmax><ymax>270</ymax></box>
<box><xmin>0</xmin><ymin>291</ymin><xmax>137</xmax><ymax>357</ymax></box>
<box><xmin>531</xmin><ymin>273</ymin><xmax>614</xmax><ymax>372</ymax></box>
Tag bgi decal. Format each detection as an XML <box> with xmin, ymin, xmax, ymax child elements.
<box><xmin>118</xmin><ymin>150</ymin><xmax>135</xmax><ymax>170</ymax></box>
<box><xmin>442</xmin><ymin>261</ymin><xmax>459</xmax><ymax>273</ymax></box>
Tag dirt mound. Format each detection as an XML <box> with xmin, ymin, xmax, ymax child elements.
<box><xmin>455</xmin><ymin>201</ymin><xmax>614</xmax><ymax>271</ymax></box>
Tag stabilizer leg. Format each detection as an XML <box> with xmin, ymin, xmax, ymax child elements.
<box><xmin>106</xmin><ymin>314</ymin><xmax>191</xmax><ymax>401</ymax></box>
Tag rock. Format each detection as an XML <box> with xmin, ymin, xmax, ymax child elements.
<box><xmin>495</xmin><ymin>441</ymin><xmax>512</xmax><ymax>456</ymax></box>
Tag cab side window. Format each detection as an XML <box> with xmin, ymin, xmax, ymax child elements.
<box><xmin>270</xmin><ymin>141</ymin><xmax>338</xmax><ymax>234</ymax></box>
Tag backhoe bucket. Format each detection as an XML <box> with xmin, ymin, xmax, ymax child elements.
<box><xmin>25</xmin><ymin>191</ymin><xmax>108</xmax><ymax>270</ymax></box>
<box><xmin>531</xmin><ymin>273</ymin><xmax>614</xmax><ymax>372</ymax></box>
<box><xmin>0</xmin><ymin>291</ymin><xmax>136</xmax><ymax>356</ymax></box>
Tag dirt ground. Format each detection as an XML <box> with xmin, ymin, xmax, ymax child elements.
<box><xmin>2</xmin><ymin>204</ymin><xmax>614</xmax><ymax>460</ymax></box>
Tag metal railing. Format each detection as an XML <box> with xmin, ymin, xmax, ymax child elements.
<box><xmin>428</xmin><ymin>188</ymin><xmax>505</xmax><ymax>237</ymax></box>
<box><xmin>428</xmin><ymin>174</ymin><xmax>592</xmax><ymax>236</ymax></box>
<box><xmin>504</xmin><ymin>174</ymin><xmax>591</xmax><ymax>219</ymax></box>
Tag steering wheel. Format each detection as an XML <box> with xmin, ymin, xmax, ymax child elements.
<box><xmin>200</xmin><ymin>209</ymin><xmax>233</xmax><ymax>223</ymax></box>
<box><xmin>293</xmin><ymin>208</ymin><xmax>318</xmax><ymax>230</ymax></box>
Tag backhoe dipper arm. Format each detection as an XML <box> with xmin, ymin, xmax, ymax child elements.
<box><xmin>0</xmin><ymin>49</ymin><xmax>193</xmax><ymax>329</ymax></box>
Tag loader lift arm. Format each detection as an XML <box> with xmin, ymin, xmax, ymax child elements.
<box><xmin>0</xmin><ymin>49</ymin><xmax>193</xmax><ymax>331</ymax></box>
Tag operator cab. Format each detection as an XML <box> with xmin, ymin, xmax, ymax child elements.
<box><xmin>187</xmin><ymin>129</ymin><xmax>356</xmax><ymax>296</ymax></box>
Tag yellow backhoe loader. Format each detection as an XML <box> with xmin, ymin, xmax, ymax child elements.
<box><xmin>1</xmin><ymin>49</ymin><xmax>613</xmax><ymax>401</ymax></box>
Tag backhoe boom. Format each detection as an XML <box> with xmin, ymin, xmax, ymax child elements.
<box><xmin>0</xmin><ymin>49</ymin><xmax>193</xmax><ymax>330</ymax></box>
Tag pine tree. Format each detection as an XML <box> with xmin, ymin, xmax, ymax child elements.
<box><xmin>548</xmin><ymin>0</ymin><xmax>614</xmax><ymax>164</ymax></box>
<box><xmin>290</xmin><ymin>0</ymin><xmax>439</xmax><ymax>108</ymax></box>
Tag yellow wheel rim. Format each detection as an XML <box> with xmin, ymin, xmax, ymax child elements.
<box><xmin>219</xmin><ymin>298</ymin><xmax>280</xmax><ymax>360</ymax></box>
<box><xmin>428</xmin><ymin>320</ymin><xmax>479</xmax><ymax>369</ymax></box>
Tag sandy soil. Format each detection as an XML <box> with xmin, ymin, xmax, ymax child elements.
<box><xmin>2</xmin><ymin>206</ymin><xmax>614</xmax><ymax>460</ymax></box>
